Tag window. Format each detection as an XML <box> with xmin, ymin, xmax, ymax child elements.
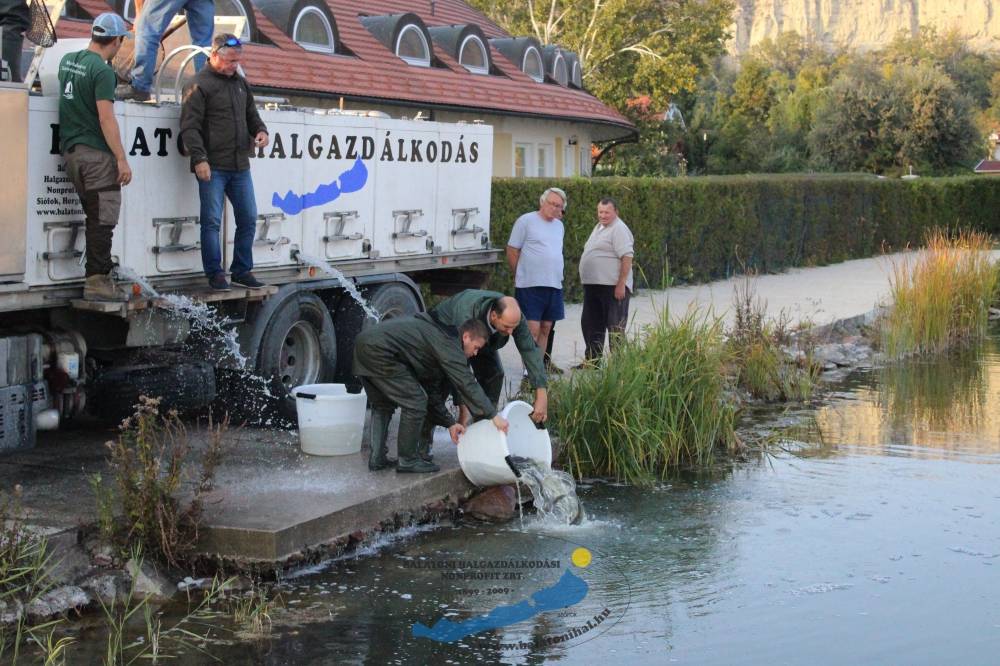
<box><xmin>215</xmin><ymin>0</ymin><xmax>252</xmax><ymax>42</ymax></box>
<box><xmin>293</xmin><ymin>7</ymin><xmax>335</xmax><ymax>53</ymax></box>
<box><xmin>537</xmin><ymin>144</ymin><xmax>553</xmax><ymax>177</ymax></box>
<box><xmin>514</xmin><ymin>144</ymin><xmax>529</xmax><ymax>178</ymax></box>
<box><xmin>522</xmin><ymin>47</ymin><xmax>543</xmax><ymax>82</ymax></box>
<box><xmin>551</xmin><ymin>54</ymin><xmax>568</xmax><ymax>86</ymax></box>
<box><xmin>563</xmin><ymin>144</ymin><xmax>577</xmax><ymax>177</ymax></box>
<box><xmin>396</xmin><ymin>25</ymin><xmax>430</xmax><ymax>67</ymax></box>
<box><xmin>572</xmin><ymin>61</ymin><xmax>582</xmax><ymax>87</ymax></box>
<box><xmin>458</xmin><ymin>35</ymin><xmax>488</xmax><ymax>74</ymax></box>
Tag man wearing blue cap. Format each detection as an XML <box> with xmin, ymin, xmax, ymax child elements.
<box><xmin>58</xmin><ymin>13</ymin><xmax>133</xmax><ymax>301</ymax></box>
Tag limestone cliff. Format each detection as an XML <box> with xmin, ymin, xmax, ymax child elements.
<box><xmin>728</xmin><ymin>0</ymin><xmax>1000</xmax><ymax>54</ymax></box>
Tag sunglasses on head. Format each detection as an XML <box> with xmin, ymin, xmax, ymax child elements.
<box><xmin>214</xmin><ymin>36</ymin><xmax>242</xmax><ymax>51</ymax></box>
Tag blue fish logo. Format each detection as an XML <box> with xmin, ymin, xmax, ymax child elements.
<box><xmin>412</xmin><ymin>569</ymin><xmax>589</xmax><ymax>643</ymax></box>
<box><xmin>271</xmin><ymin>157</ymin><xmax>368</xmax><ymax>215</ymax></box>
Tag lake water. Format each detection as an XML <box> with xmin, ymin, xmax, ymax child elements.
<box><xmin>70</xmin><ymin>336</ymin><xmax>1000</xmax><ymax>664</ymax></box>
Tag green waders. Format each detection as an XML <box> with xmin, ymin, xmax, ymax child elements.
<box><xmin>361</xmin><ymin>376</ymin><xmax>440</xmax><ymax>474</ymax></box>
<box><xmin>366</xmin><ymin>408</ymin><xmax>396</xmax><ymax>471</ymax></box>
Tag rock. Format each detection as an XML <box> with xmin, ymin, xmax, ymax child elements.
<box><xmin>25</xmin><ymin>586</ymin><xmax>89</xmax><ymax>621</ymax></box>
<box><xmin>463</xmin><ymin>485</ymin><xmax>517</xmax><ymax>523</ymax></box>
<box><xmin>221</xmin><ymin>575</ymin><xmax>254</xmax><ymax>592</ymax></box>
<box><xmin>125</xmin><ymin>558</ymin><xmax>175</xmax><ymax>601</ymax></box>
<box><xmin>0</xmin><ymin>599</ymin><xmax>23</xmax><ymax>624</ymax></box>
<box><xmin>82</xmin><ymin>574</ymin><xmax>125</xmax><ymax>606</ymax></box>
<box><xmin>177</xmin><ymin>576</ymin><xmax>210</xmax><ymax>592</ymax></box>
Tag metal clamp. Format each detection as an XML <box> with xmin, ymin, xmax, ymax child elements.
<box><xmin>151</xmin><ymin>216</ymin><xmax>200</xmax><ymax>254</ymax></box>
<box><xmin>255</xmin><ymin>213</ymin><xmax>290</xmax><ymax>247</ymax></box>
<box><xmin>322</xmin><ymin>210</ymin><xmax>363</xmax><ymax>242</ymax></box>
<box><xmin>391</xmin><ymin>209</ymin><xmax>427</xmax><ymax>239</ymax></box>
<box><xmin>41</xmin><ymin>221</ymin><xmax>85</xmax><ymax>262</ymax></box>
<box><xmin>451</xmin><ymin>207</ymin><xmax>484</xmax><ymax>236</ymax></box>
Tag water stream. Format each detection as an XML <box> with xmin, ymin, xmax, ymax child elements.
<box><xmin>511</xmin><ymin>456</ymin><xmax>585</xmax><ymax>525</ymax></box>
<box><xmin>293</xmin><ymin>251</ymin><xmax>381</xmax><ymax>321</ymax></box>
<box><xmin>64</xmin><ymin>332</ymin><xmax>1000</xmax><ymax>663</ymax></box>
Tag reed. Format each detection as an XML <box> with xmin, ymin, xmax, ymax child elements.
<box><xmin>550</xmin><ymin>308</ymin><xmax>737</xmax><ymax>484</ymax></box>
<box><xmin>882</xmin><ymin>229</ymin><xmax>999</xmax><ymax>358</ymax></box>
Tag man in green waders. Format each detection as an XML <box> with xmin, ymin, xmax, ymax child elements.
<box><xmin>352</xmin><ymin>314</ymin><xmax>509</xmax><ymax>473</ymax></box>
<box><xmin>428</xmin><ymin>290</ymin><xmax>548</xmax><ymax>444</ymax></box>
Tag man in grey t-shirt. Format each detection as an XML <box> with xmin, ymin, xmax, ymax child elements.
<box><xmin>506</xmin><ymin>187</ymin><xmax>567</xmax><ymax>369</ymax></box>
<box><xmin>579</xmin><ymin>197</ymin><xmax>634</xmax><ymax>362</ymax></box>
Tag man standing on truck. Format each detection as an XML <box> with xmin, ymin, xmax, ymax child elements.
<box><xmin>0</xmin><ymin>0</ymin><xmax>28</xmax><ymax>82</ymax></box>
<box><xmin>180</xmin><ymin>33</ymin><xmax>269</xmax><ymax>292</ymax></box>
<box><xmin>58</xmin><ymin>13</ymin><xmax>134</xmax><ymax>302</ymax></box>
<box><xmin>507</xmin><ymin>187</ymin><xmax>567</xmax><ymax>374</ymax></box>
<box><xmin>427</xmin><ymin>290</ymin><xmax>548</xmax><ymax>439</ymax></box>
<box><xmin>353</xmin><ymin>314</ymin><xmax>509</xmax><ymax>474</ymax></box>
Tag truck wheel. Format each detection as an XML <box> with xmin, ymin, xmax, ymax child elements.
<box><xmin>91</xmin><ymin>362</ymin><xmax>216</xmax><ymax>424</ymax></box>
<box><xmin>257</xmin><ymin>293</ymin><xmax>337</xmax><ymax>422</ymax></box>
<box><xmin>334</xmin><ymin>282</ymin><xmax>421</xmax><ymax>382</ymax></box>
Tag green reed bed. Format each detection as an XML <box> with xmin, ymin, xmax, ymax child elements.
<box><xmin>550</xmin><ymin>309</ymin><xmax>737</xmax><ymax>485</ymax></box>
<box><xmin>883</xmin><ymin>229</ymin><xmax>999</xmax><ymax>358</ymax></box>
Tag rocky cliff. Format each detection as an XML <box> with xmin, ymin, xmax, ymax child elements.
<box><xmin>729</xmin><ymin>0</ymin><xmax>1000</xmax><ymax>54</ymax></box>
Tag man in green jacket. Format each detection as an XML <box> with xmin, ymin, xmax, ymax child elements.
<box><xmin>353</xmin><ymin>314</ymin><xmax>509</xmax><ymax>473</ymax></box>
<box><xmin>429</xmin><ymin>289</ymin><xmax>548</xmax><ymax>431</ymax></box>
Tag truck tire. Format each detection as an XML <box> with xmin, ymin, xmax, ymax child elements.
<box><xmin>334</xmin><ymin>282</ymin><xmax>421</xmax><ymax>382</ymax></box>
<box><xmin>257</xmin><ymin>292</ymin><xmax>337</xmax><ymax>422</ymax></box>
<box><xmin>91</xmin><ymin>362</ymin><xmax>216</xmax><ymax>424</ymax></box>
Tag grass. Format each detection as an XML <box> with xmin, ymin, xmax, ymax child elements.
<box><xmin>91</xmin><ymin>397</ymin><xmax>227</xmax><ymax>569</ymax></box>
<box><xmin>727</xmin><ymin>276</ymin><xmax>818</xmax><ymax>402</ymax></box>
<box><xmin>882</xmin><ymin>228</ymin><xmax>999</xmax><ymax>358</ymax></box>
<box><xmin>549</xmin><ymin>308</ymin><xmax>738</xmax><ymax>485</ymax></box>
<box><xmin>0</xmin><ymin>488</ymin><xmax>74</xmax><ymax>664</ymax></box>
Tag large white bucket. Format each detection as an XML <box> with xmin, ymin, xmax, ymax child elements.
<box><xmin>292</xmin><ymin>384</ymin><xmax>367</xmax><ymax>456</ymax></box>
<box><xmin>457</xmin><ymin>401</ymin><xmax>552</xmax><ymax>486</ymax></box>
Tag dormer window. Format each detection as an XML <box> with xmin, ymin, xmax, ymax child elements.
<box><xmin>459</xmin><ymin>34</ymin><xmax>488</xmax><ymax>74</ymax></box>
<box><xmin>551</xmin><ymin>53</ymin><xmax>568</xmax><ymax>86</ymax></box>
<box><xmin>293</xmin><ymin>7</ymin><xmax>335</xmax><ymax>53</ymax></box>
<box><xmin>396</xmin><ymin>24</ymin><xmax>430</xmax><ymax>67</ymax></box>
<box><xmin>523</xmin><ymin>47</ymin><xmax>543</xmax><ymax>82</ymax></box>
<box><xmin>572</xmin><ymin>60</ymin><xmax>582</xmax><ymax>87</ymax></box>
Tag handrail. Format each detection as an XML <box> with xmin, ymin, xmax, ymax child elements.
<box><xmin>153</xmin><ymin>44</ymin><xmax>210</xmax><ymax>104</ymax></box>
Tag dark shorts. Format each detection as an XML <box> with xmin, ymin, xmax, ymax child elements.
<box><xmin>515</xmin><ymin>286</ymin><xmax>564</xmax><ymax>322</ymax></box>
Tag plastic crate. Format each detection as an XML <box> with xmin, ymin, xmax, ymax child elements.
<box><xmin>0</xmin><ymin>384</ymin><xmax>33</xmax><ymax>453</ymax></box>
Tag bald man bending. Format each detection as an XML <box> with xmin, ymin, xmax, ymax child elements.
<box><xmin>428</xmin><ymin>289</ymin><xmax>548</xmax><ymax>428</ymax></box>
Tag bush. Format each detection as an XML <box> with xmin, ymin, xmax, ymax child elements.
<box><xmin>92</xmin><ymin>398</ymin><xmax>226</xmax><ymax>569</ymax></box>
<box><xmin>488</xmin><ymin>175</ymin><xmax>1000</xmax><ymax>300</ymax></box>
<box><xmin>881</xmin><ymin>228</ymin><xmax>999</xmax><ymax>357</ymax></box>
<box><xmin>549</xmin><ymin>309</ymin><xmax>737</xmax><ymax>484</ymax></box>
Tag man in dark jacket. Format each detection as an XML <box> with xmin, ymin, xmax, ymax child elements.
<box><xmin>353</xmin><ymin>314</ymin><xmax>509</xmax><ymax>473</ymax></box>
<box><xmin>179</xmin><ymin>33</ymin><xmax>268</xmax><ymax>292</ymax></box>
<box><xmin>429</xmin><ymin>290</ymin><xmax>548</xmax><ymax>425</ymax></box>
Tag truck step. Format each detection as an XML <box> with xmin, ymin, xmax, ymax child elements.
<box><xmin>70</xmin><ymin>285</ymin><xmax>278</xmax><ymax>317</ymax></box>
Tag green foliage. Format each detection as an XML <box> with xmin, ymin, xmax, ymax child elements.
<box><xmin>466</xmin><ymin>0</ymin><xmax>734</xmax><ymax>110</ymax></box>
<box><xmin>487</xmin><ymin>174</ymin><xmax>1000</xmax><ymax>300</ymax></box>
<box><xmin>94</xmin><ymin>398</ymin><xmax>226</xmax><ymax>569</ymax></box>
<box><xmin>550</xmin><ymin>309</ymin><xmax>737</xmax><ymax>484</ymax></box>
<box><xmin>881</xmin><ymin>229</ymin><xmax>999</xmax><ymax>357</ymax></box>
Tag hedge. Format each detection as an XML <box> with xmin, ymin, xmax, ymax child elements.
<box><xmin>486</xmin><ymin>174</ymin><xmax>1000</xmax><ymax>301</ymax></box>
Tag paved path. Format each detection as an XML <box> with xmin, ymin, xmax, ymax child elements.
<box><xmin>500</xmin><ymin>252</ymin><xmax>910</xmax><ymax>381</ymax></box>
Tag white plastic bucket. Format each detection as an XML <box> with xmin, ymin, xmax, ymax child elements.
<box><xmin>457</xmin><ymin>400</ymin><xmax>552</xmax><ymax>486</ymax></box>
<box><xmin>292</xmin><ymin>384</ymin><xmax>367</xmax><ymax>456</ymax></box>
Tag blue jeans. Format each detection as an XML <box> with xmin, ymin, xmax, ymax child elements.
<box><xmin>131</xmin><ymin>0</ymin><xmax>213</xmax><ymax>93</ymax></box>
<box><xmin>198</xmin><ymin>168</ymin><xmax>257</xmax><ymax>277</ymax></box>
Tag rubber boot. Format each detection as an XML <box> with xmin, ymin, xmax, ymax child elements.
<box><xmin>397</xmin><ymin>418</ymin><xmax>439</xmax><ymax>473</ymax></box>
<box><xmin>367</xmin><ymin>410</ymin><xmax>396</xmax><ymax>471</ymax></box>
<box><xmin>417</xmin><ymin>419</ymin><xmax>435</xmax><ymax>463</ymax></box>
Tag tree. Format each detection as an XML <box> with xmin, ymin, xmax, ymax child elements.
<box><xmin>467</xmin><ymin>0</ymin><xmax>735</xmax><ymax>110</ymax></box>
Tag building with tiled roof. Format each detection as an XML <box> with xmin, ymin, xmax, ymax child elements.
<box><xmin>56</xmin><ymin>0</ymin><xmax>635</xmax><ymax>178</ymax></box>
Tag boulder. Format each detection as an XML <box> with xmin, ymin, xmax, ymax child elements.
<box><xmin>125</xmin><ymin>558</ymin><xmax>175</xmax><ymax>601</ymax></box>
<box><xmin>463</xmin><ymin>485</ymin><xmax>517</xmax><ymax>523</ymax></box>
<box><xmin>83</xmin><ymin>574</ymin><xmax>126</xmax><ymax>605</ymax></box>
<box><xmin>25</xmin><ymin>586</ymin><xmax>89</xmax><ymax>621</ymax></box>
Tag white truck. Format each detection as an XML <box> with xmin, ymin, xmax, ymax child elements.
<box><xmin>0</xmin><ymin>38</ymin><xmax>498</xmax><ymax>447</ymax></box>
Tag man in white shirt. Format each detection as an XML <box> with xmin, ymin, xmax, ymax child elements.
<box><xmin>506</xmin><ymin>187</ymin><xmax>567</xmax><ymax>370</ymax></box>
<box><xmin>579</xmin><ymin>197</ymin><xmax>633</xmax><ymax>361</ymax></box>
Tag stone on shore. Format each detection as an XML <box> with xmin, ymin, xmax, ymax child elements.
<box><xmin>462</xmin><ymin>485</ymin><xmax>517</xmax><ymax>522</ymax></box>
<box><xmin>25</xmin><ymin>586</ymin><xmax>89</xmax><ymax>620</ymax></box>
<box><xmin>125</xmin><ymin>559</ymin><xmax>175</xmax><ymax>601</ymax></box>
